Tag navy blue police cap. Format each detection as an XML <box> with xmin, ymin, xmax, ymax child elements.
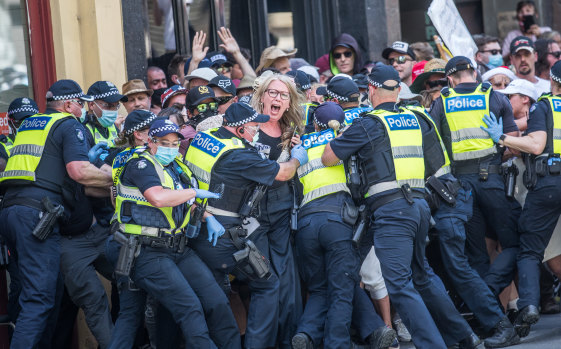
<box><xmin>208</xmin><ymin>75</ymin><xmax>237</xmax><ymax>96</ymax></box>
<box><xmin>46</xmin><ymin>79</ymin><xmax>93</xmax><ymax>102</ymax></box>
<box><xmin>352</xmin><ymin>74</ymin><xmax>369</xmax><ymax>89</ymax></box>
<box><xmin>123</xmin><ymin>109</ymin><xmax>158</xmax><ymax>136</ymax></box>
<box><xmin>223</xmin><ymin>102</ymin><xmax>270</xmax><ymax>127</ymax></box>
<box><xmin>149</xmin><ymin>118</ymin><xmax>185</xmax><ymax>139</ymax></box>
<box><xmin>368</xmin><ymin>65</ymin><xmax>401</xmax><ymax>90</ymax></box>
<box><xmin>313</xmin><ymin>101</ymin><xmax>345</xmax><ymax>128</ymax></box>
<box><xmin>87</xmin><ymin>81</ymin><xmax>128</xmax><ymax>103</ymax></box>
<box><xmin>316</xmin><ymin>75</ymin><xmax>359</xmax><ymax>101</ymax></box>
<box><xmin>444</xmin><ymin>56</ymin><xmax>474</xmax><ymax>77</ymax></box>
<box><xmin>186</xmin><ymin>85</ymin><xmax>217</xmax><ymax>109</ymax></box>
<box><xmin>286</xmin><ymin>70</ymin><xmax>311</xmax><ymax>91</ymax></box>
<box><xmin>551</xmin><ymin>60</ymin><xmax>561</xmax><ymax>84</ymax></box>
<box><xmin>8</xmin><ymin>97</ymin><xmax>39</xmax><ymax>121</ymax></box>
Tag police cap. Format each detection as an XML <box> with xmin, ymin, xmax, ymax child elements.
<box><xmin>8</xmin><ymin>97</ymin><xmax>39</xmax><ymax>121</ymax></box>
<box><xmin>316</xmin><ymin>75</ymin><xmax>359</xmax><ymax>102</ymax></box>
<box><xmin>368</xmin><ymin>65</ymin><xmax>401</xmax><ymax>90</ymax></box>
<box><xmin>286</xmin><ymin>70</ymin><xmax>311</xmax><ymax>91</ymax></box>
<box><xmin>148</xmin><ymin>119</ymin><xmax>185</xmax><ymax>139</ymax></box>
<box><xmin>88</xmin><ymin>81</ymin><xmax>128</xmax><ymax>103</ymax></box>
<box><xmin>123</xmin><ymin>109</ymin><xmax>158</xmax><ymax>136</ymax></box>
<box><xmin>444</xmin><ymin>56</ymin><xmax>474</xmax><ymax>77</ymax></box>
<box><xmin>551</xmin><ymin>60</ymin><xmax>561</xmax><ymax>84</ymax></box>
<box><xmin>313</xmin><ymin>101</ymin><xmax>345</xmax><ymax>128</ymax></box>
<box><xmin>352</xmin><ymin>74</ymin><xmax>369</xmax><ymax>89</ymax></box>
<box><xmin>223</xmin><ymin>102</ymin><xmax>269</xmax><ymax>127</ymax></box>
<box><xmin>46</xmin><ymin>79</ymin><xmax>93</xmax><ymax>102</ymax></box>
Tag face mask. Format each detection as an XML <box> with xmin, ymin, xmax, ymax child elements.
<box><xmin>98</xmin><ymin>109</ymin><xmax>118</xmax><ymax>128</ymax></box>
<box><xmin>79</xmin><ymin>108</ymin><xmax>87</xmax><ymax>123</ymax></box>
<box><xmin>488</xmin><ymin>54</ymin><xmax>503</xmax><ymax>69</ymax></box>
<box><xmin>249</xmin><ymin>129</ymin><xmax>260</xmax><ymax>147</ymax></box>
<box><xmin>154</xmin><ymin>146</ymin><xmax>179</xmax><ymax>166</ymax></box>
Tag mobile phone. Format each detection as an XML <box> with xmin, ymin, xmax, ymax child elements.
<box><xmin>522</xmin><ymin>15</ymin><xmax>536</xmax><ymax>32</ymax></box>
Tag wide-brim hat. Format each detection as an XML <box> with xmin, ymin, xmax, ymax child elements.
<box><xmin>410</xmin><ymin>58</ymin><xmax>446</xmax><ymax>93</ymax></box>
<box><xmin>256</xmin><ymin>46</ymin><xmax>298</xmax><ymax>73</ymax></box>
<box><xmin>122</xmin><ymin>79</ymin><xmax>153</xmax><ymax>97</ymax></box>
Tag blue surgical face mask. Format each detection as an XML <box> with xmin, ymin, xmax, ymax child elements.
<box><xmin>79</xmin><ymin>108</ymin><xmax>87</xmax><ymax>123</ymax></box>
<box><xmin>97</xmin><ymin>109</ymin><xmax>118</xmax><ymax>128</ymax></box>
<box><xmin>154</xmin><ymin>146</ymin><xmax>179</xmax><ymax>166</ymax></box>
<box><xmin>488</xmin><ymin>54</ymin><xmax>504</xmax><ymax>69</ymax></box>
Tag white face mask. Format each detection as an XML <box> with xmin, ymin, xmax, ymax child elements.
<box><xmin>249</xmin><ymin>130</ymin><xmax>260</xmax><ymax>147</ymax></box>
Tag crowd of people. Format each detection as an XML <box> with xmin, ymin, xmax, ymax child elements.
<box><xmin>1</xmin><ymin>1</ymin><xmax>561</xmax><ymax>349</ymax></box>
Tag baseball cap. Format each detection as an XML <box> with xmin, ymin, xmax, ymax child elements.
<box><xmin>161</xmin><ymin>85</ymin><xmax>187</xmax><ymax>108</ymax></box>
<box><xmin>510</xmin><ymin>36</ymin><xmax>534</xmax><ymax>54</ymax></box>
<box><xmin>122</xmin><ymin>79</ymin><xmax>153</xmax><ymax>97</ymax></box>
<box><xmin>208</xmin><ymin>75</ymin><xmax>237</xmax><ymax>96</ymax></box>
<box><xmin>46</xmin><ymin>79</ymin><xmax>93</xmax><ymax>102</ymax></box>
<box><xmin>207</xmin><ymin>51</ymin><xmax>232</xmax><ymax>67</ymax></box>
<box><xmin>352</xmin><ymin>74</ymin><xmax>369</xmax><ymax>89</ymax></box>
<box><xmin>88</xmin><ymin>81</ymin><xmax>128</xmax><ymax>103</ymax></box>
<box><xmin>313</xmin><ymin>101</ymin><xmax>345</xmax><ymax>128</ymax></box>
<box><xmin>256</xmin><ymin>46</ymin><xmax>298</xmax><ymax>73</ymax></box>
<box><xmin>223</xmin><ymin>102</ymin><xmax>270</xmax><ymax>126</ymax></box>
<box><xmin>298</xmin><ymin>65</ymin><xmax>320</xmax><ymax>83</ymax></box>
<box><xmin>123</xmin><ymin>109</ymin><xmax>158</xmax><ymax>136</ymax></box>
<box><xmin>551</xmin><ymin>60</ymin><xmax>561</xmax><ymax>84</ymax></box>
<box><xmin>184</xmin><ymin>58</ymin><xmax>213</xmax><ymax>76</ymax></box>
<box><xmin>185</xmin><ymin>85</ymin><xmax>217</xmax><ymax>108</ymax></box>
<box><xmin>497</xmin><ymin>78</ymin><xmax>538</xmax><ymax>102</ymax></box>
<box><xmin>382</xmin><ymin>41</ymin><xmax>416</xmax><ymax>61</ymax></box>
<box><xmin>315</xmin><ymin>54</ymin><xmax>330</xmax><ymax>74</ymax></box>
<box><xmin>412</xmin><ymin>61</ymin><xmax>428</xmax><ymax>82</ymax></box>
<box><xmin>368</xmin><ymin>65</ymin><xmax>401</xmax><ymax>90</ymax></box>
<box><xmin>184</xmin><ymin>67</ymin><xmax>218</xmax><ymax>82</ymax></box>
<box><xmin>316</xmin><ymin>75</ymin><xmax>359</xmax><ymax>101</ymax></box>
<box><xmin>444</xmin><ymin>56</ymin><xmax>474</xmax><ymax>77</ymax></box>
<box><xmin>286</xmin><ymin>70</ymin><xmax>311</xmax><ymax>91</ymax></box>
<box><xmin>8</xmin><ymin>97</ymin><xmax>39</xmax><ymax>120</ymax></box>
<box><xmin>398</xmin><ymin>82</ymin><xmax>421</xmax><ymax>102</ymax></box>
<box><xmin>149</xmin><ymin>119</ymin><xmax>185</xmax><ymax>139</ymax></box>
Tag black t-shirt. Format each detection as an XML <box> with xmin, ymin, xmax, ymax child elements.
<box><xmin>254</xmin><ymin>129</ymin><xmax>288</xmax><ymax>188</ymax></box>
<box><xmin>4</xmin><ymin>109</ymin><xmax>90</xmax><ymax>207</ymax></box>
<box><xmin>429</xmin><ymin>82</ymin><xmax>518</xmax><ymax>165</ymax></box>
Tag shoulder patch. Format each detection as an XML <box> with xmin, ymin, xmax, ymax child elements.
<box><xmin>530</xmin><ymin>104</ymin><xmax>537</xmax><ymax>113</ymax></box>
<box><xmin>137</xmin><ymin>160</ymin><xmax>147</xmax><ymax>169</ymax></box>
<box><xmin>76</xmin><ymin>129</ymin><xmax>84</xmax><ymax>141</ymax></box>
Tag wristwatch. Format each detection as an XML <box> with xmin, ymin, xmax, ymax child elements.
<box><xmin>499</xmin><ymin>134</ymin><xmax>507</xmax><ymax>145</ymax></box>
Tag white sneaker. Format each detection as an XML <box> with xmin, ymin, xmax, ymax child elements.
<box><xmin>392</xmin><ymin>318</ymin><xmax>412</xmax><ymax>342</ymax></box>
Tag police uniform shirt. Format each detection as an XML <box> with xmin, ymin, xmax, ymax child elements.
<box><xmin>3</xmin><ymin>108</ymin><xmax>91</xmax><ymax>207</ymax></box>
<box><xmin>524</xmin><ymin>95</ymin><xmax>559</xmax><ymax>135</ymax></box>
<box><xmin>429</xmin><ymin>82</ymin><xmax>518</xmax><ymax>165</ymax></box>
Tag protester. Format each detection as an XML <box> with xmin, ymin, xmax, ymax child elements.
<box><xmin>329</xmin><ymin>33</ymin><xmax>363</xmax><ymax>76</ymax></box>
<box><xmin>535</xmin><ymin>39</ymin><xmax>561</xmax><ymax>80</ymax></box>
<box><xmin>382</xmin><ymin>41</ymin><xmax>417</xmax><ymax>86</ymax></box>
<box><xmin>473</xmin><ymin>34</ymin><xmax>503</xmax><ymax>74</ymax></box>
<box><xmin>502</xmin><ymin>1</ymin><xmax>551</xmax><ymax>58</ymax></box>
<box><xmin>510</xmin><ymin>36</ymin><xmax>550</xmax><ymax>96</ymax></box>
<box><xmin>482</xmin><ymin>67</ymin><xmax>518</xmax><ymax>90</ymax></box>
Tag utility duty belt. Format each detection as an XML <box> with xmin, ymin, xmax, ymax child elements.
<box><xmin>425</xmin><ymin>176</ymin><xmax>461</xmax><ymax>211</ymax></box>
<box><xmin>523</xmin><ymin>153</ymin><xmax>561</xmax><ymax>190</ymax></box>
<box><xmin>368</xmin><ymin>184</ymin><xmax>425</xmax><ymax>213</ymax></box>
<box><xmin>453</xmin><ymin>162</ymin><xmax>500</xmax><ymax>181</ymax></box>
<box><xmin>298</xmin><ymin>201</ymin><xmax>359</xmax><ymax>226</ymax></box>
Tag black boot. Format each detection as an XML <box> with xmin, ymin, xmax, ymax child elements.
<box><xmin>513</xmin><ymin>305</ymin><xmax>539</xmax><ymax>338</ymax></box>
<box><xmin>291</xmin><ymin>332</ymin><xmax>313</xmax><ymax>349</ymax></box>
<box><xmin>366</xmin><ymin>326</ymin><xmax>397</xmax><ymax>349</ymax></box>
<box><xmin>458</xmin><ymin>333</ymin><xmax>483</xmax><ymax>349</ymax></box>
<box><xmin>483</xmin><ymin>317</ymin><xmax>520</xmax><ymax>348</ymax></box>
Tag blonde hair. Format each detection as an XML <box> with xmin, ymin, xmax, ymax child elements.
<box><xmin>252</xmin><ymin>74</ymin><xmax>304</xmax><ymax>149</ymax></box>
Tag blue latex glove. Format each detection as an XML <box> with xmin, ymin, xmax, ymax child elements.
<box><xmin>194</xmin><ymin>189</ymin><xmax>221</xmax><ymax>199</ymax></box>
<box><xmin>88</xmin><ymin>142</ymin><xmax>109</xmax><ymax>163</ymax></box>
<box><xmin>206</xmin><ymin>216</ymin><xmax>225</xmax><ymax>246</ymax></box>
<box><xmin>291</xmin><ymin>144</ymin><xmax>308</xmax><ymax>165</ymax></box>
<box><xmin>480</xmin><ymin>112</ymin><xmax>503</xmax><ymax>143</ymax></box>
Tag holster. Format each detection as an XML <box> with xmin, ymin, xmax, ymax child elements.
<box><xmin>31</xmin><ymin>197</ymin><xmax>65</xmax><ymax>241</ymax></box>
<box><xmin>523</xmin><ymin>154</ymin><xmax>537</xmax><ymax>190</ymax></box>
<box><xmin>426</xmin><ymin>176</ymin><xmax>457</xmax><ymax>207</ymax></box>
<box><xmin>341</xmin><ymin>201</ymin><xmax>359</xmax><ymax>226</ymax></box>
<box><xmin>228</xmin><ymin>227</ymin><xmax>271</xmax><ymax>280</ymax></box>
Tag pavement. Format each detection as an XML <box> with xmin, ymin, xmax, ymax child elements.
<box><xmin>399</xmin><ymin>312</ymin><xmax>561</xmax><ymax>349</ymax></box>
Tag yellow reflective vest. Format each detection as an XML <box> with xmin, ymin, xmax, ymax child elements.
<box><xmin>0</xmin><ymin>113</ymin><xmax>73</xmax><ymax>183</ymax></box>
<box><xmin>441</xmin><ymin>84</ymin><xmax>496</xmax><ymax>161</ymax></box>
<box><xmin>85</xmin><ymin>121</ymin><xmax>118</xmax><ymax>147</ymax></box>
<box><xmin>297</xmin><ymin>129</ymin><xmax>350</xmax><ymax>206</ymax></box>
<box><xmin>114</xmin><ymin>149</ymin><xmax>192</xmax><ymax>236</ymax></box>
<box><xmin>539</xmin><ymin>94</ymin><xmax>561</xmax><ymax>154</ymax></box>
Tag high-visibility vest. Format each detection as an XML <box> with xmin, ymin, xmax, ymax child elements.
<box><xmin>297</xmin><ymin>129</ymin><xmax>350</xmax><ymax>206</ymax></box>
<box><xmin>363</xmin><ymin>109</ymin><xmax>426</xmax><ymax>197</ymax></box>
<box><xmin>0</xmin><ymin>113</ymin><xmax>73</xmax><ymax>184</ymax></box>
<box><xmin>85</xmin><ymin>121</ymin><xmax>118</xmax><ymax>147</ymax></box>
<box><xmin>538</xmin><ymin>94</ymin><xmax>561</xmax><ymax>154</ymax></box>
<box><xmin>114</xmin><ymin>150</ymin><xmax>192</xmax><ymax>236</ymax></box>
<box><xmin>441</xmin><ymin>84</ymin><xmax>495</xmax><ymax>161</ymax></box>
<box><xmin>343</xmin><ymin>106</ymin><xmax>372</xmax><ymax>125</ymax></box>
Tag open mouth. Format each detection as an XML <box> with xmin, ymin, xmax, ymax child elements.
<box><xmin>271</xmin><ymin>104</ymin><xmax>281</xmax><ymax>113</ymax></box>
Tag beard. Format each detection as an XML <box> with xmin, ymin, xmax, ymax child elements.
<box><xmin>518</xmin><ymin>65</ymin><xmax>532</xmax><ymax>75</ymax></box>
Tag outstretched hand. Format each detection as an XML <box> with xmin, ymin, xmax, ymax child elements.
<box><xmin>191</xmin><ymin>30</ymin><xmax>209</xmax><ymax>63</ymax></box>
<box><xmin>480</xmin><ymin>112</ymin><xmax>504</xmax><ymax>143</ymax></box>
<box><xmin>217</xmin><ymin>27</ymin><xmax>240</xmax><ymax>55</ymax></box>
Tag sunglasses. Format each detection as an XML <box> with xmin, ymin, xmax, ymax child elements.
<box><xmin>193</xmin><ymin>102</ymin><xmax>218</xmax><ymax>113</ymax></box>
<box><xmin>426</xmin><ymin>79</ymin><xmax>448</xmax><ymax>89</ymax></box>
<box><xmin>216</xmin><ymin>65</ymin><xmax>232</xmax><ymax>74</ymax></box>
<box><xmin>388</xmin><ymin>56</ymin><xmax>412</xmax><ymax>65</ymax></box>
<box><xmin>481</xmin><ymin>49</ymin><xmax>501</xmax><ymax>55</ymax></box>
<box><xmin>215</xmin><ymin>96</ymin><xmax>235</xmax><ymax>105</ymax></box>
<box><xmin>549</xmin><ymin>51</ymin><xmax>561</xmax><ymax>59</ymax></box>
<box><xmin>333</xmin><ymin>51</ymin><xmax>353</xmax><ymax>59</ymax></box>
<box><xmin>172</xmin><ymin>103</ymin><xmax>186</xmax><ymax>110</ymax></box>
<box><xmin>266</xmin><ymin>89</ymin><xmax>290</xmax><ymax>100</ymax></box>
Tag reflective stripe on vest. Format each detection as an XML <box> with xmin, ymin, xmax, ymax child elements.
<box><xmin>297</xmin><ymin>129</ymin><xmax>349</xmax><ymax>206</ymax></box>
<box><xmin>365</xmin><ymin>109</ymin><xmax>425</xmax><ymax>197</ymax></box>
<box><xmin>441</xmin><ymin>84</ymin><xmax>496</xmax><ymax>161</ymax></box>
<box><xmin>115</xmin><ymin>151</ymin><xmax>192</xmax><ymax>236</ymax></box>
<box><xmin>86</xmin><ymin>123</ymin><xmax>118</xmax><ymax>146</ymax></box>
<box><xmin>0</xmin><ymin>113</ymin><xmax>73</xmax><ymax>183</ymax></box>
<box><xmin>543</xmin><ymin>95</ymin><xmax>561</xmax><ymax>154</ymax></box>
<box><xmin>184</xmin><ymin>128</ymin><xmax>245</xmax><ymax>190</ymax></box>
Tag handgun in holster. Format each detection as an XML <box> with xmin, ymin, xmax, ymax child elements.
<box><xmin>31</xmin><ymin>197</ymin><xmax>65</xmax><ymax>241</ymax></box>
<box><xmin>501</xmin><ymin>159</ymin><xmax>519</xmax><ymax>200</ymax></box>
<box><xmin>113</xmin><ymin>231</ymin><xmax>141</xmax><ymax>278</ymax></box>
<box><xmin>229</xmin><ymin>226</ymin><xmax>271</xmax><ymax>280</ymax></box>
<box><xmin>352</xmin><ymin>204</ymin><xmax>369</xmax><ymax>247</ymax></box>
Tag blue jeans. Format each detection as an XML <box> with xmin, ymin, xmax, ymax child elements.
<box><xmin>0</xmin><ymin>205</ymin><xmax>63</xmax><ymax>349</ymax></box>
<box><xmin>517</xmin><ymin>175</ymin><xmax>561</xmax><ymax>309</ymax></box>
<box><xmin>372</xmin><ymin>198</ymin><xmax>472</xmax><ymax>349</ymax></box>
<box><xmin>131</xmin><ymin>244</ymin><xmax>240</xmax><ymax>349</ymax></box>
<box><xmin>434</xmin><ymin>186</ymin><xmax>504</xmax><ymax>330</ymax></box>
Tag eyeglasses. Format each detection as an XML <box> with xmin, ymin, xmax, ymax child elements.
<box><xmin>216</xmin><ymin>65</ymin><xmax>232</xmax><ymax>74</ymax></box>
<box><xmin>95</xmin><ymin>101</ymin><xmax>120</xmax><ymax>111</ymax></box>
<box><xmin>215</xmin><ymin>96</ymin><xmax>235</xmax><ymax>105</ymax></box>
<box><xmin>333</xmin><ymin>51</ymin><xmax>353</xmax><ymax>59</ymax></box>
<box><xmin>480</xmin><ymin>49</ymin><xmax>501</xmax><ymax>55</ymax></box>
<box><xmin>70</xmin><ymin>100</ymin><xmax>84</xmax><ymax>107</ymax></box>
<box><xmin>266</xmin><ymin>89</ymin><xmax>290</xmax><ymax>100</ymax></box>
<box><xmin>388</xmin><ymin>56</ymin><xmax>413</xmax><ymax>65</ymax></box>
<box><xmin>426</xmin><ymin>79</ymin><xmax>448</xmax><ymax>89</ymax></box>
<box><xmin>193</xmin><ymin>102</ymin><xmax>218</xmax><ymax>113</ymax></box>
<box><xmin>549</xmin><ymin>51</ymin><xmax>561</xmax><ymax>59</ymax></box>
<box><xmin>152</xmin><ymin>139</ymin><xmax>181</xmax><ymax>148</ymax></box>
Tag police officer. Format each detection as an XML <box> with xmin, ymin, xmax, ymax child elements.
<box><xmin>292</xmin><ymin>101</ymin><xmax>396</xmax><ymax>349</ymax></box>
<box><xmin>184</xmin><ymin>102</ymin><xmax>308</xmax><ymax>349</ymax></box>
<box><xmin>480</xmin><ymin>60</ymin><xmax>561</xmax><ymax>338</ymax></box>
<box><xmin>404</xmin><ymin>102</ymin><xmax>519</xmax><ymax>347</ymax></box>
<box><xmin>286</xmin><ymin>70</ymin><xmax>316</xmax><ymax>130</ymax></box>
<box><xmin>113</xmin><ymin>118</ymin><xmax>240</xmax><ymax>348</ymax></box>
<box><xmin>429</xmin><ymin>56</ymin><xmax>521</xmax><ymax>297</ymax></box>
<box><xmin>316</xmin><ymin>75</ymin><xmax>372</xmax><ymax>127</ymax></box>
<box><xmin>0</xmin><ymin>97</ymin><xmax>39</xmax><ymax>171</ymax></box>
<box><xmin>0</xmin><ymin>79</ymin><xmax>112</xmax><ymax>349</ymax></box>
<box><xmin>84</xmin><ymin>81</ymin><xmax>127</xmax><ymax>147</ymax></box>
<box><xmin>321</xmin><ymin>65</ymin><xmax>482</xmax><ymax>349</ymax></box>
